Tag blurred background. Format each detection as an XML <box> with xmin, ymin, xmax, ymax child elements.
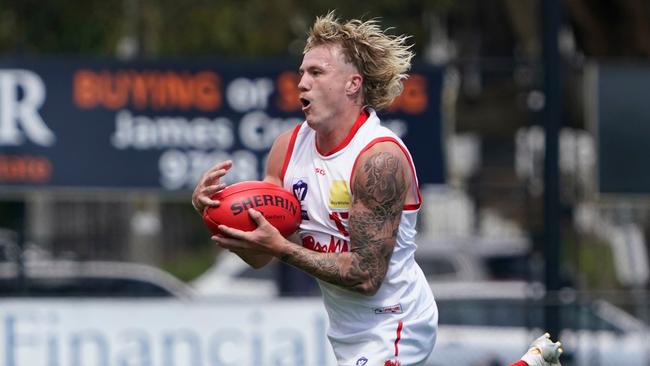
<box><xmin>1</xmin><ymin>0</ymin><xmax>649</xmax><ymax>365</ymax></box>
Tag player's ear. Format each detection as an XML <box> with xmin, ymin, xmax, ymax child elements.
<box><xmin>346</xmin><ymin>74</ymin><xmax>363</xmax><ymax>96</ymax></box>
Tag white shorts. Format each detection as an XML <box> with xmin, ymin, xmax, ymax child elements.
<box><xmin>329</xmin><ymin>302</ymin><xmax>438</xmax><ymax>366</ymax></box>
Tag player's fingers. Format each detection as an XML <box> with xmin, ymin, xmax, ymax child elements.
<box><xmin>217</xmin><ymin>160</ymin><xmax>233</xmax><ymax>170</ymax></box>
<box><xmin>203</xmin><ymin>161</ymin><xmax>233</xmax><ymax>181</ymax></box>
<box><xmin>248</xmin><ymin>208</ymin><xmax>268</xmax><ymax>226</ymax></box>
<box><xmin>211</xmin><ymin>232</ymin><xmax>244</xmax><ymax>244</ymax></box>
<box><xmin>202</xmin><ymin>183</ymin><xmax>227</xmax><ymax>197</ymax></box>
<box><xmin>217</xmin><ymin>224</ymin><xmax>249</xmax><ymax>240</ymax></box>
<box><xmin>212</xmin><ymin>236</ymin><xmax>248</xmax><ymax>251</ymax></box>
<box><xmin>198</xmin><ymin>196</ymin><xmax>220</xmax><ymax>207</ymax></box>
<box><xmin>205</xmin><ymin>168</ymin><xmax>230</xmax><ymax>182</ymax></box>
<box><xmin>207</xmin><ymin>160</ymin><xmax>233</xmax><ymax>173</ymax></box>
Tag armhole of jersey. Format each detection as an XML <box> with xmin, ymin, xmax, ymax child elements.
<box><xmin>350</xmin><ymin>137</ymin><xmax>421</xmax><ymax>210</ymax></box>
<box><xmin>279</xmin><ymin>123</ymin><xmax>302</xmax><ymax>186</ymax></box>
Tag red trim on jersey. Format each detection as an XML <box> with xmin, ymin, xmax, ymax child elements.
<box><xmin>510</xmin><ymin>361</ymin><xmax>529</xmax><ymax>366</ymax></box>
<box><xmin>317</xmin><ymin>110</ymin><xmax>370</xmax><ymax>156</ymax></box>
<box><xmin>279</xmin><ymin>123</ymin><xmax>302</xmax><ymax>184</ymax></box>
<box><xmin>403</xmin><ymin>203</ymin><xmax>420</xmax><ymax>210</ymax></box>
<box><xmin>350</xmin><ymin>137</ymin><xmax>422</xmax><ymax>210</ymax></box>
<box><xmin>393</xmin><ymin>320</ymin><xmax>404</xmax><ymax>356</ymax></box>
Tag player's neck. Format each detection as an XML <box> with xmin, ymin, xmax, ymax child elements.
<box><xmin>315</xmin><ymin>106</ymin><xmax>366</xmax><ymax>154</ymax></box>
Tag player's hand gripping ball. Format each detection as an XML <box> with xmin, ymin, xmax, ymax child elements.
<box><xmin>202</xmin><ymin>181</ymin><xmax>302</xmax><ymax>237</ymax></box>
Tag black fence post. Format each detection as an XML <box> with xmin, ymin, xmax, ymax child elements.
<box><xmin>542</xmin><ymin>0</ymin><xmax>562</xmax><ymax>339</ymax></box>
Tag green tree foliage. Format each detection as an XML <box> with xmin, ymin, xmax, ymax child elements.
<box><xmin>0</xmin><ymin>0</ymin><xmax>122</xmax><ymax>54</ymax></box>
<box><xmin>1</xmin><ymin>1</ymin><xmax>649</xmax><ymax>58</ymax></box>
<box><xmin>0</xmin><ymin>0</ymin><xmax>458</xmax><ymax>57</ymax></box>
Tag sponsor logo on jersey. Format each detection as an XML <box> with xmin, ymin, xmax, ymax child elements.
<box><xmin>328</xmin><ymin>180</ymin><xmax>351</xmax><ymax>210</ymax></box>
<box><xmin>303</xmin><ymin>235</ymin><xmax>349</xmax><ymax>253</ymax></box>
<box><xmin>374</xmin><ymin>304</ymin><xmax>403</xmax><ymax>314</ymax></box>
<box><xmin>384</xmin><ymin>360</ymin><xmax>401</xmax><ymax>366</ymax></box>
<box><xmin>356</xmin><ymin>357</ymin><xmax>368</xmax><ymax>365</ymax></box>
<box><xmin>329</xmin><ymin>211</ymin><xmax>349</xmax><ymax>237</ymax></box>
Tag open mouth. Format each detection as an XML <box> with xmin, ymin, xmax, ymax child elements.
<box><xmin>300</xmin><ymin>98</ymin><xmax>311</xmax><ymax>110</ymax></box>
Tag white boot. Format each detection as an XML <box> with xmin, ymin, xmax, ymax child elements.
<box><xmin>520</xmin><ymin>333</ymin><xmax>563</xmax><ymax>366</ymax></box>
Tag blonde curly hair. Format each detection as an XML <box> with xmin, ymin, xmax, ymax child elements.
<box><xmin>304</xmin><ymin>11</ymin><xmax>414</xmax><ymax>110</ymax></box>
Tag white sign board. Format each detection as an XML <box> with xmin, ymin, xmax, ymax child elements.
<box><xmin>0</xmin><ymin>298</ymin><xmax>337</xmax><ymax>366</ymax></box>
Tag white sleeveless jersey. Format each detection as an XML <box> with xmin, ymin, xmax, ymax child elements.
<box><xmin>281</xmin><ymin>109</ymin><xmax>437</xmax><ymax>364</ymax></box>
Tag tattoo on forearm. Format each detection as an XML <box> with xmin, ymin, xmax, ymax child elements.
<box><xmin>282</xmin><ymin>247</ymin><xmax>359</xmax><ymax>287</ymax></box>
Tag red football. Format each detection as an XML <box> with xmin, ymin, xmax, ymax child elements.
<box><xmin>202</xmin><ymin>181</ymin><xmax>301</xmax><ymax>237</ymax></box>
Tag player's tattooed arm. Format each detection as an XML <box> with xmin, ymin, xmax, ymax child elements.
<box><xmin>280</xmin><ymin>148</ymin><xmax>407</xmax><ymax>295</ymax></box>
<box><xmin>347</xmin><ymin>151</ymin><xmax>406</xmax><ymax>293</ymax></box>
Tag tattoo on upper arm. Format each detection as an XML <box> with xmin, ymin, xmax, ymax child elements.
<box><xmin>347</xmin><ymin>151</ymin><xmax>407</xmax><ymax>292</ymax></box>
<box><xmin>354</xmin><ymin>152</ymin><xmax>406</xmax><ymax>222</ymax></box>
<box><xmin>280</xmin><ymin>151</ymin><xmax>408</xmax><ymax>295</ymax></box>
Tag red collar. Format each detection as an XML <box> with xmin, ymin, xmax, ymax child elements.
<box><xmin>317</xmin><ymin>110</ymin><xmax>370</xmax><ymax>156</ymax></box>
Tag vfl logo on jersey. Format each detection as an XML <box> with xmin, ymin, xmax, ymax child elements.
<box><xmin>356</xmin><ymin>357</ymin><xmax>368</xmax><ymax>366</ymax></box>
<box><xmin>329</xmin><ymin>180</ymin><xmax>351</xmax><ymax>210</ymax></box>
<box><xmin>292</xmin><ymin>178</ymin><xmax>309</xmax><ymax>221</ymax></box>
<box><xmin>293</xmin><ymin>179</ymin><xmax>308</xmax><ymax>200</ymax></box>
